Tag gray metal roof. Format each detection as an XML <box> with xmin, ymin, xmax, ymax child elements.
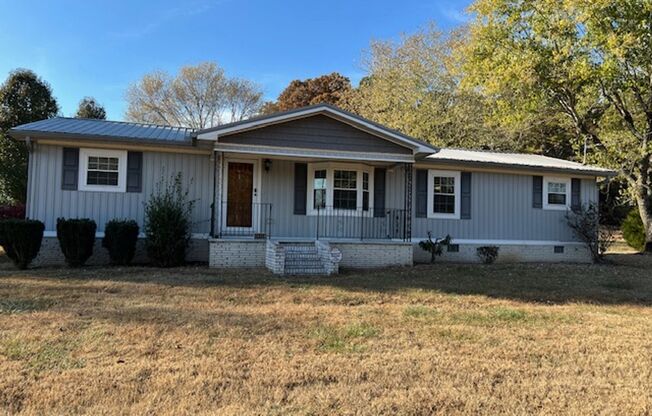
<box><xmin>9</xmin><ymin>117</ymin><xmax>195</xmax><ymax>144</ymax></box>
<box><xmin>425</xmin><ymin>148</ymin><xmax>617</xmax><ymax>176</ymax></box>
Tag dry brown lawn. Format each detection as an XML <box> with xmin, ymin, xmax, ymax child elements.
<box><xmin>1</xmin><ymin>254</ymin><xmax>652</xmax><ymax>415</ymax></box>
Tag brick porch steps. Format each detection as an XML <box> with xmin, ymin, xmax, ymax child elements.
<box><xmin>281</xmin><ymin>243</ymin><xmax>328</xmax><ymax>275</ymax></box>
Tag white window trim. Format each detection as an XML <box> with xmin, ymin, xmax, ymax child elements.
<box><xmin>543</xmin><ymin>176</ymin><xmax>571</xmax><ymax>211</ymax></box>
<box><xmin>427</xmin><ymin>169</ymin><xmax>461</xmax><ymax>219</ymax></box>
<box><xmin>306</xmin><ymin>162</ymin><xmax>374</xmax><ymax>216</ymax></box>
<box><xmin>78</xmin><ymin>148</ymin><xmax>127</xmax><ymax>193</ymax></box>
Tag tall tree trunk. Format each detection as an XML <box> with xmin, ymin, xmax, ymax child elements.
<box><xmin>633</xmin><ymin>186</ymin><xmax>652</xmax><ymax>252</ymax></box>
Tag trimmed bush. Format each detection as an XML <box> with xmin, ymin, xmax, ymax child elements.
<box><xmin>56</xmin><ymin>218</ymin><xmax>97</xmax><ymax>267</ymax></box>
<box><xmin>102</xmin><ymin>220</ymin><xmax>140</xmax><ymax>265</ymax></box>
<box><xmin>144</xmin><ymin>173</ymin><xmax>195</xmax><ymax>267</ymax></box>
<box><xmin>622</xmin><ymin>208</ymin><xmax>646</xmax><ymax>252</ymax></box>
<box><xmin>0</xmin><ymin>203</ymin><xmax>26</xmax><ymax>220</ymax></box>
<box><xmin>477</xmin><ymin>246</ymin><xmax>499</xmax><ymax>264</ymax></box>
<box><xmin>0</xmin><ymin>219</ymin><xmax>44</xmax><ymax>269</ymax></box>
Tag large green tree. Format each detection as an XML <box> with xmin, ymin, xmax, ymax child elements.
<box><xmin>0</xmin><ymin>69</ymin><xmax>59</xmax><ymax>202</ymax></box>
<box><xmin>75</xmin><ymin>96</ymin><xmax>106</xmax><ymax>119</ymax></box>
<box><xmin>343</xmin><ymin>24</ymin><xmax>575</xmax><ymax>153</ymax></box>
<box><xmin>262</xmin><ymin>72</ymin><xmax>352</xmax><ymax>114</ymax></box>
<box><xmin>464</xmin><ymin>0</ymin><xmax>652</xmax><ymax>251</ymax></box>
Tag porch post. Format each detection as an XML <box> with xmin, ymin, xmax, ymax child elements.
<box><xmin>403</xmin><ymin>163</ymin><xmax>413</xmax><ymax>242</ymax></box>
<box><xmin>211</xmin><ymin>151</ymin><xmax>222</xmax><ymax>238</ymax></box>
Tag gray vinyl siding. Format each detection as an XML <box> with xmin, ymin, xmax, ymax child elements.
<box><xmin>260</xmin><ymin>159</ymin><xmax>598</xmax><ymax>242</ymax></box>
<box><xmin>27</xmin><ymin>144</ymin><xmax>213</xmax><ymax>233</ymax></box>
<box><xmin>387</xmin><ymin>168</ymin><xmax>598</xmax><ymax>242</ymax></box>
<box><xmin>220</xmin><ymin>114</ymin><xmax>412</xmax><ymax>155</ymax></box>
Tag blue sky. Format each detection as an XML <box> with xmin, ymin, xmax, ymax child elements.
<box><xmin>0</xmin><ymin>0</ymin><xmax>472</xmax><ymax>120</ymax></box>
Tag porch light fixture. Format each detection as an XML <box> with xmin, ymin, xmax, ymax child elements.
<box><xmin>264</xmin><ymin>159</ymin><xmax>272</xmax><ymax>172</ymax></box>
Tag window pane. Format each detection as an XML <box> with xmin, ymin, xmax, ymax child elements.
<box><xmin>87</xmin><ymin>171</ymin><xmax>118</xmax><ymax>186</ymax></box>
<box><xmin>363</xmin><ymin>172</ymin><xmax>369</xmax><ymax>191</ymax></box>
<box><xmin>313</xmin><ymin>189</ymin><xmax>326</xmax><ymax>209</ymax></box>
<box><xmin>362</xmin><ymin>191</ymin><xmax>369</xmax><ymax>211</ymax></box>
<box><xmin>548</xmin><ymin>193</ymin><xmax>566</xmax><ymax>205</ymax></box>
<box><xmin>548</xmin><ymin>182</ymin><xmax>566</xmax><ymax>193</ymax></box>
<box><xmin>433</xmin><ymin>176</ymin><xmax>455</xmax><ymax>194</ymax></box>
<box><xmin>334</xmin><ymin>189</ymin><xmax>357</xmax><ymax>210</ymax></box>
<box><xmin>334</xmin><ymin>170</ymin><xmax>356</xmax><ymax>189</ymax></box>
<box><xmin>433</xmin><ymin>194</ymin><xmax>455</xmax><ymax>214</ymax></box>
<box><xmin>313</xmin><ymin>169</ymin><xmax>327</xmax><ymax>190</ymax></box>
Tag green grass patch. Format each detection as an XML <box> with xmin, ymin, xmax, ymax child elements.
<box><xmin>403</xmin><ymin>305</ymin><xmax>439</xmax><ymax>319</ymax></box>
<box><xmin>1</xmin><ymin>337</ymin><xmax>85</xmax><ymax>373</ymax></box>
<box><xmin>309</xmin><ymin>322</ymin><xmax>379</xmax><ymax>353</ymax></box>
<box><xmin>450</xmin><ymin>307</ymin><xmax>532</xmax><ymax>326</ymax></box>
<box><xmin>0</xmin><ymin>298</ymin><xmax>53</xmax><ymax>314</ymax></box>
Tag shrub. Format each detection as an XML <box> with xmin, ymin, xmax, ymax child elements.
<box><xmin>418</xmin><ymin>232</ymin><xmax>451</xmax><ymax>263</ymax></box>
<box><xmin>565</xmin><ymin>202</ymin><xmax>615</xmax><ymax>262</ymax></box>
<box><xmin>0</xmin><ymin>219</ymin><xmax>44</xmax><ymax>269</ymax></box>
<box><xmin>621</xmin><ymin>208</ymin><xmax>646</xmax><ymax>252</ymax></box>
<box><xmin>0</xmin><ymin>203</ymin><xmax>25</xmax><ymax>220</ymax></box>
<box><xmin>144</xmin><ymin>173</ymin><xmax>195</xmax><ymax>267</ymax></box>
<box><xmin>102</xmin><ymin>220</ymin><xmax>140</xmax><ymax>265</ymax></box>
<box><xmin>56</xmin><ymin>218</ymin><xmax>97</xmax><ymax>267</ymax></box>
<box><xmin>476</xmin><ymin>246</ymin><xmax>499</xmax><ymax>264</ymax></box>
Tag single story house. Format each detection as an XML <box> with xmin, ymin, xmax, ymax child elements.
<box><xmin>9</xmin><ymin>104</ymin><xmax>615</xmax><ymax>274</ymax></box>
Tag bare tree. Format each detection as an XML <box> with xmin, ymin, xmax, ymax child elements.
<box><xmin>125</xmin><ymin>62</ymin><xmax>263</xmax><ymax>129</ymax></box>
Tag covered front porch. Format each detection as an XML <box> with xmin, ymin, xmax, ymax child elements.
<box><xmin>210</xmin><ymin>155</ymin><xmax>414</xmax><ymax>243</ymax></box>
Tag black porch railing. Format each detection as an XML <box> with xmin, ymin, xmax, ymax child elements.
<box><xmin>315</xmin><ymin>206</ymin><xmax>409</xmax><ymax>241</ymax></box>
<box><xmin>217</xmin><ymin>201</ymin><xmax>272</xmax><ymax>238</ymax></box>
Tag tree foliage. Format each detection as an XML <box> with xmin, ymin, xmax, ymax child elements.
<box><xmin>126</xmin><ymin>62</ymin><xmax>263</xmax><ymax>129</ymax></box>
<box><xmin>75</xmin><ymin>96</ymin><xmax>106</xmax><ymax>119</ymax></box>
<box><xmin>342</xmin><ymin>24</ymin><xmax>575</xmax><ymax>153</ymax></box>
<box><xmin>463</xmin><ymin>0</ymin><xmax>652</xmax><ymax>250</ymax></box>
<box><xmin>262</xmin><ymin>72</ymin><xmax>352</xmax><ymax>114</ymax></box>
<box><xmin>0</xmin><ymin>69</ymin><xmax>59</xmax><ymax>202</ymax></box>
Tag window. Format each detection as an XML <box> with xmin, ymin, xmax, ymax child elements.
<box><xmin>333</xmin><ymin>170</ymin><xmax>357</xmax><ymax>210</ymax></box>
<box><xmin>306</xmin><ymin>163</ymin><xmax>374</xmax><ymax>214</ymax></box>
<box><xmin>87</xmin><ymin>156</ymin><xmax>119</xmax><ymax>186</ymax></box>
<box><xmin>313</xmin><ymin>169</ymin><xmax>327</xmax><ymax>209</ymax></box>
<box><xmin>427</xmin><ymin>170</ymin><xmax>460</xmax><ymax>219</ymax></box>
<box><xmin>543</xmin><ymin>176</ymin><xmax>570</xmax><ymax>210</ymax></box>
<box><xmin>78</xmin><ymin>148</ymin><xmax>127</xmax><ymax>192</ymax></box>
<box><xmin>362</xmin><ymin>172</ymin><xmax>369</xmax><ymax>211</ymax></box>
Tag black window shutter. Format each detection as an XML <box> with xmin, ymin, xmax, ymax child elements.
<box><xmin>571</xmin><ymin>178</ymin><xmax>581</xmax><ymax>212</ymax></box>
<box><xmin>460</xmin><ymin>172</ymin><xmax>472</xmax><ymax>219</ymax></box>
<box><xmin>532</xmin><ymin>176</ymin><xmax>543</xmax><ymax>209</ymax></box>
<box><xmin>415</xmin><ymin>169</ymin><xmax>428</xmax><ymax>218</ymax></box>
<box><xmin>373</xmin><ymin>168</ymin><xmax>386</xmax><ymax>217</ymax></box>
<box><xmin>126</xmin><ymin>151</ymin><xmax>143</xmax><ymax>193</ymax></box>
<box><xmin>61</xmin><ymin>147</ymin><xmax>79</xmax><ymax>190</ymax></box>
<box><xmin>294</xmin><ymin>163</ymin><xmax>307</xmax><ymax>215</ymax></box>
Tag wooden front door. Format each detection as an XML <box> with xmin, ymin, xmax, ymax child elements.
<box><xmin>226</xmin><ymin>162</ymin><xmax>254</xmax><ymax>227</ymax></box>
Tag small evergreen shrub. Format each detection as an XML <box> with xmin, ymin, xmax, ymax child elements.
<box><xmin>0</xmin><ymin>219</ymin><xmax>44</xmax><ymax>269</ymax></box>
<box><xmin>102</xmin><ymin>220</ymin><xmax>140</xmax><ymax>265</ymax></box>
<box><xmin>621</xmin><ymin>208</ymin><xmax>646</xmax><ymax>252</ymax></box>
<box><xmin>144</xmin><ymin>173</ymin><xmax>195</xmax><ymax>267</ymax></box>
<box><xmin>56</xmin><ymin>218</ymin><xmax>97</xmax><ymax>267</ymax></box>
<box><xmin>477</xmin><ymin>246</ymin><xmax>499</xmax><ymax>264</ymax></box>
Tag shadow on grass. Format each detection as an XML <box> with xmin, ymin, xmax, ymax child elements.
<box><xmin>1</xmin><ymin>253</ymin><xmax>651</xmax><ymax>306</ymax></box>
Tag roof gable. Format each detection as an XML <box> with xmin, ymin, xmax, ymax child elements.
<box><xmin>195</xmin><ymin>104</ymin><xmax>436</xmax><ymax>154</ymax></box>
<box><xmin>218</xmin><ymin>114</ymin><xmax>412</xmax><ymax>155</ymax></box>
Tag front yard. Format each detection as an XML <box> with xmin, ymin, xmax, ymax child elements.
<box><xmin>1</xmin><ymin>255</ymin><xmax>652</xmax><ymax>414</ymax></box>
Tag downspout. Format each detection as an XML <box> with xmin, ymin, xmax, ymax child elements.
<box><xmin>210</xmin><ymin>150</ymin><xmax>217</xmax><ymax>238</ymax></box>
